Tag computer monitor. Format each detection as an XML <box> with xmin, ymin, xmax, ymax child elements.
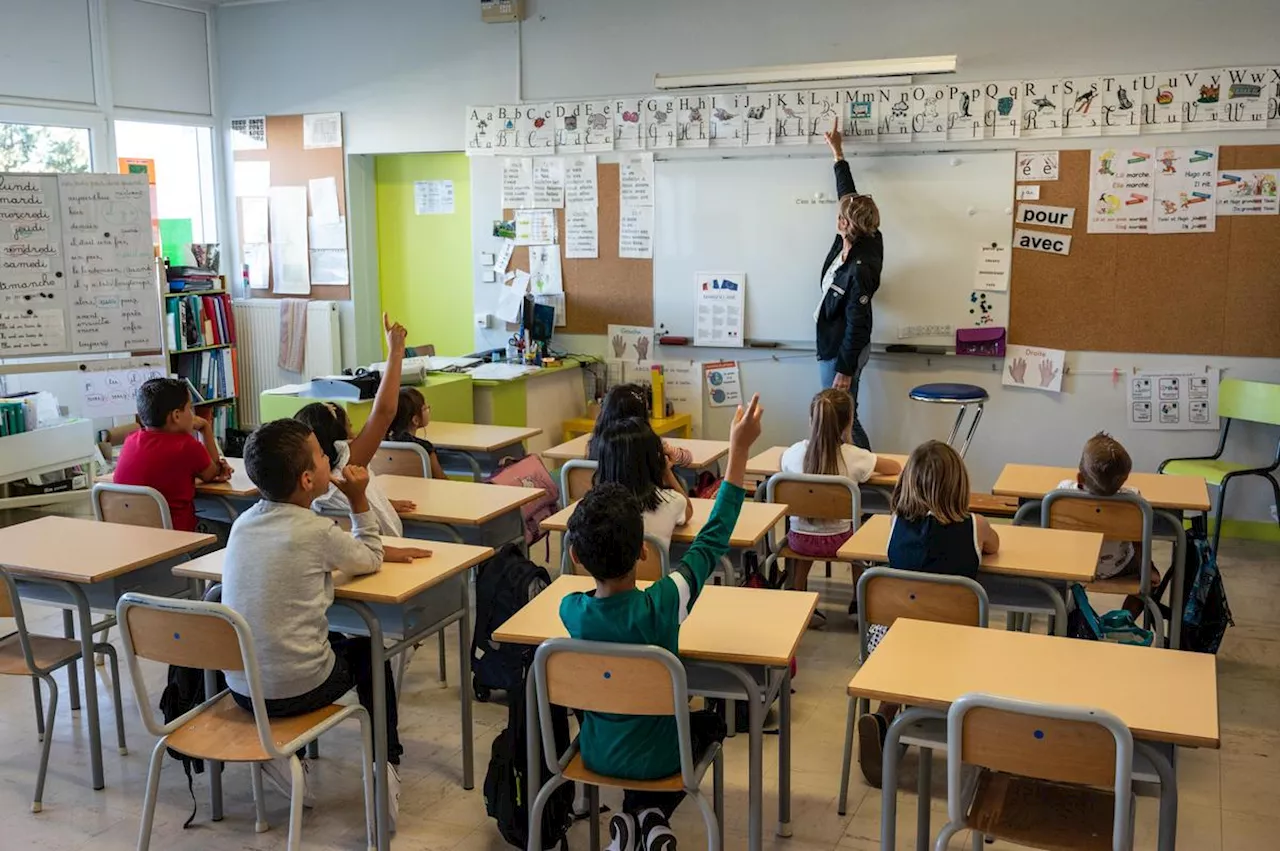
<box><xmin>528</xmin><ymin>303</ymin><xmax>556</xmax><ymax>346</ymax></box>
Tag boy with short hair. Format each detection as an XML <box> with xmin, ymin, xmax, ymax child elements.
<box><xmin>221</xmin><ymin>418</ymin><xmax>429</xmax><ymax>823</ymax></box>
<box><xmin>113</xmin><ymin>377</ymin><xmax>232</xmax><ymax>531</ymax></box>
<box><xmin>561</xmin><ymin>394</ymin><xmax>763</xmax><ymax>851</ymax></box>
<box><xmin>1057</xmin><ymin>431</ymin><xmax>1145</xmax><ymax>579</ymax></box>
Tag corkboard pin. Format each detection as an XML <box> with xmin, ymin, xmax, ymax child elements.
<box><xmin>967</xmin><ymin>206</ymin><xmax>976</xmax><ymax>216</ymax></box>
<box><xmin>1112</xmin><ymin>368</ymin><xmax>1121</xmax><ymax>387</ymax></box>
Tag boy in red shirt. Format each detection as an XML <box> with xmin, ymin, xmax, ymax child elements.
<box><xmin>113</xmin><ymin>378</ymin><xmax>232</xmax><ymax>531</ymax></box>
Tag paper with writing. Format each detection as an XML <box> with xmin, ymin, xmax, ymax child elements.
<box><xmin>494</xmin><ymin>238</ymin><xmax>515</xmax><ymax>272</ymax></box>
<box><xmin>619</xmin><ymin>154</ymin><xmax>655</xmax><ymax>205</ymax></box>
<box><xmin>241</xmin><ymin>196</ymin><xmax>269</xmax><ymax>243</ymax></box>
<box><xmin>564</xmin><ymin>155</ymin><xmax>598</xmax><ymax>206</ymax></box>
<box><xmin>310</xmin><ymin>249</ymin><xmax>349</xmax><ymax>286</ymax></box>
<box><xmin>515</xmin><ymin>209</ymin><xmax>556</xmax><ymax>246</ymax></box>
<box><xmin>243</xmin><ymin>243</ymin><xmax>270</xmax><ymax>290</ymax></box>
<box><xmin>82</xmin><ymin>366</ymin><xmax>165</xmax><ymax>418</ymax></box>
<box><xmin>501</xmin><ymin>158</ymin><xmax>535</xmax><ymax>209</ymax></box>
<box><xmin>694</xmin><ymin>272</ymin><xmax>745</xmax><ymax>347</ymax></box>
<box><xmin>565</xmin><ymin>201</ymin><xmax>598</xmax><ymax>259</ymax></box>
<box><xmin>308</xmin><ymin>177</ymin><xmax>340</xmax><ymax>223</ymax></box>
<box><xmin>704</xmin><ymin>361</ymin><xmax>743</xmax><ymax>408</ymax></box>
<box><xmin>309</xmin><ymin>216</ymin><xmax>346</xmax><ymax>251</ymax></box>
<box><xmin>528</xmin><ymin>244</ymin><xmax>564</xmax><ymax>295</ymax></box>
<box><xmin>618</xmin><ymin>203</ymin><xmax>653</xmax><ymax>259</ymax></box>
<box><xmin>268</xmin><ymin>186</ymin><xmax>311</xmax><ymax>294</ymax></box>
<box><xmin>302</xmin><ymin>112</ymin><xmax>343</xmax><ymax>149</ymax></box>
<box><xmin>532</xmin><ymin>158</ymin><xmax>565</xmax><ymax>208</ymax></box>
<box><xmin>414</xmin><ymin>180</ymin><xmax>454</xmax><ymax>215</ymax></box>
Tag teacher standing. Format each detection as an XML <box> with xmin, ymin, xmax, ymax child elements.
<box><xmin>815</xmin><ymin>118</ymin><xmax>882</xmax><ymax>450</ymax></box>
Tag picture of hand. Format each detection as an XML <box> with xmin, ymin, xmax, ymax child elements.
<box><xmin>633</xmin><ymin>335</ymin><xmax>650</xmax><ymax>362</ymax></box>
<box><xmin>611</xmin><ymin>334</ymin><xmax>626</xmax><ymax>357</ymax></box>
<box><xmin>1002</xmin><ymin>347</ymin><xmax>1064</xmax><ymax>393</ymax></box>
<box><xmin>1007</xmin><ymin>357</ymin><xmax>1028</xmax><ymax>384</ymax></box>
<box><xmin>1038</xmin><ymin>358</ymin><xmax>1059</xmax><ymax>388</ymax></box>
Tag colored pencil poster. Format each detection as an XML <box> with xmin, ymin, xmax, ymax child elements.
<box><xmin>1087</xmin><ymin>147</ymin><xmax>1156</xmax><ymax>234</ymax></box>
<box><xmin>1151</xmin><ymin>146</ymin><xmax>1218</xmax><ymax>234</ymax></box>
<box><xmin>1216</xmin><ymin>170</ymin><xmax>1279</xmax><ymax>216</ymax></box>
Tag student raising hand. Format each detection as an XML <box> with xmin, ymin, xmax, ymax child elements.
<box><xmin>384</xmin><ymin>311</ymin><xmax>407</xmax><ymax>354</ymax></box>
<box><xmin>725</xmin><ymin>393</ymin><xmax>763</xmax><ymax>487</ymax></box>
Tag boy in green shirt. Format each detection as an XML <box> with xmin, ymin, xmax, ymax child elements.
<box><xmin>560</xmin><ymin>394</ymin><xmax>763</xmax><ymax>851</ymax></box>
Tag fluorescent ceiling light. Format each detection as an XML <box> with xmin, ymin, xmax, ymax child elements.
<box><xmin>654</xmin><ymin>56</ymin><xmax>957</xmax><ymax>90</ymax></box>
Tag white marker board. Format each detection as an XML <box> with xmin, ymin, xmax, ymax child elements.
<box><xmin>0</xmin><ymin>172</ymin><xmax>161</xmax><ymax>358</ymax></box>
<box><xmin>653</xmin><ymin>151</ymin><xmax>1014</xmax><ymax>345</ymax></box>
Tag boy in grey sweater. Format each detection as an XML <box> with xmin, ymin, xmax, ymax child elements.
<box><xmin>222</xmin><ymin>418</ymin><xmax>429</xmax><ymax>822</ymax></box>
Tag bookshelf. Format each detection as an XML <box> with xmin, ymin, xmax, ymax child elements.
<box><xmin>164</xmin><ymin>274</ymin><xmax>241</xmax><ymax>441</ymax></box>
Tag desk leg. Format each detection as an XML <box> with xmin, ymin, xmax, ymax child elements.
<box><xmin>777</xmin><ymin>666</ymin><xmax>792</xmax><ymax>837</ymax></box>
<box><xmin>337</xmin><ymin>601</ymin><xmax>389</xmax><ymax>851</ymax></box>
<box><xmin>1137</xmin><ymin>741</ymin><xmax>1179</xmax><ymax>851</ymax></box>
<box><xmin>747</xmin><ymin>680</ymin><xmax>763</xmax><ymax>851</ymax></box>
<box><xmin>205</xmin><ymin>669</ymin><xmax>225</xmax><ymax>821</ymax></box>
<box><xmin>1160</xmin><ymin>510</ymin><xmax>1187</xmax><ymax>650</ymax></box>
<box><xmin>62</xmin><ymin>609</ymin><xmax>80</xmax><ymax>711</ymax></box>
<box><xmin>66</xmin><ymin>583</ymin><xmax>104</xmax><ymax>790</ymax></box>
<box><xmin>880</xmin><ymin>707</ymin><xmax>935</xmax><ymax>851</ymax></box>
<box><xmin>526</xmin><ymin>669</ymin><xmax>540</xmax><ymax>843</ymax></box>
<box><xmin>459</xmin><ymin>576</ymin><xmax>474</xmax><ymax>790</ymax></box>
<box><xmin>916</xmin><ymin>747</ymin><xmax>932</xmax><ymax>851</ymax></box>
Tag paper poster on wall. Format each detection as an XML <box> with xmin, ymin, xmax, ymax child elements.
<box><xmin>619</xmin><ymin>153</ymin><xmax>655</xmax><ymax>205</ymax></box>
<box><xmin>563</xmin><ymin>155</ymin><xmax>598</xmax><ymax>206</ymax></box>
<box><xmin>0</xmin><ymin>310</ymin><xmax>66</xmax><ymax>357</ymax></box>
<box><xmin>1143</xmin><ymin>72</ymin><xmax>1186</xmax><ymax>134</ymax></box>
<box><xmin>908</xmin><ymin>85</ymin><xmax>948</xmax><ymax>143</ymax></box>
<box><xmin>1021</xmin><ymin>81</ymin><xmax>1065</xmax><ymax>138</ymax></box>
<box><xmin>1016</xmin><ymin>185</ymin><xmax>1041</xmax><ymax>201</ymax></box>
<box><xmin>774</xmin><ymin>91</ymin><xmax>810</xmax><ymax>145</ymax></box>
<box><xmin>82</xmin><ymin>366</ymin><xmax>165</xmax><ymax>418</ymax></box>
<box><xmin>1013</xmin><ymin>228</ymin><xmax>1072</xmax><ymax>255</ymax></box>
<box><xmin>1216</xmin><ymin>170</ymin><xmax>1279</xmax><ymax>216</ymax></box>
<box><xmin>268</xmin><ymin>186</ymin><xmax>311</xmax><ymax>294</ymax></box>
<box><xmin>1062</xmin><ymin>77</ymin><xmax>1102</xmax><ymax>137</ymax></box>
<box><xmin>1087</xmin><ymin>147</ymin><xmax>1155</xmax><ymax>233</ymax></box>
<box><xmin>989</xmin><ymin>81</ymin><xmax>1022</xmax><ymax>140</ymax></box>
<box><xmin>302</xmin><ymin>112</ymin><xmax>343</xmax><ymax>149</ymax></box>
<box><xmin>582</xmin><ymin>101</ymin><xmax>614</xmax><ymax>153</ymax></box>
<box><xmin>662</xmin><ymin>360</ymin><xmax>702</xmax><ymax>432</ymax></box>
<box><xmin>532</xmin><ymin>158</ymin><xmax>565</xmax><ymax>208</ymax></box>
<box><xmin>1017</xmin><ymin>150</ymin><xmax>1059</xmax><ymax>181</ymax></box>
<box><xmin>1128</xmin><ymin>368</ymin><xmax>1219</xmax><ymax>431</ymax></box>
<box><xmin>1016</xmin><ymin>203</ymin><xmax>1075</xmax><ymax>229</ymax></box>
<box><xmin>234</xmin><ymin>161</ymin><xmax>270</xmax><ymax>197</ymax></box>
<box><xmin>493</xmin><ymin>238</ymin><xmax>515</xmax><ymax>272</ymax></box>
<box><xmin>645</xmin><ymin>97</ymin><xmax>677</xmax><ymax>149</ymax></box>
<box><xmin>708</xmin><ymin>93</ymin><xmax>745</xmax><ymax>147</ymax></box>
<box><xmin>495</xmin><ymin>272</ymin><xmax>528</xmax><ymax>324</ymax></box>
<box><xmin>521</xmin><ymin>103</ymin><xmax>556</xmax><ymax>153</ymax></box>
<box><xmin>243</xmin><ymin>243</ymin><xmax>270</xmax><ymax>289</ymax></box>
<box><xmin>465</xmin><ymin>105</ymin><xmax>497</xmax><ymax>156</ymax></box>
<box><xmin>309</xmin><ymin>249</ymin><xmax>348</xmax><ymax>286</ymax></box>
<box><xmin>501</xmin><ymin>158</ymin><xmax>534</xmax><ymax>209</ymax></box>
<box><xmin>515</xmin><ymin>209</ymin><xmax>556</xmax><ymax>246</ymax></box>
<box><xmin>528</xmin><ymin>245</ymin><xmax>563</xmax><ymax>295</ymax></box>
<box><xmin>607</xmin><ymin>325</ymin><xmax>654</xmax><ymax>366</ymax></box>
<box><xmin>878</xmin><ymin>87</ymin><xmax>912</xmax><ymax>143</ymax></box>
<box><xmin>614</xmin><ymin>98</ymin><xmax>645</xmax><ymax>151</ymax></box>
<box><xmin>241</xmin><ymin>197</ymin><xmax>270</xmax><ymax>243</ymax></box>
<box><xmin>1219</xmin><ymin>67</ymin><xmax>1270</xmax><ymax>129</ymax></box>
<box><xmin>704</xmin><ymin>361</ymin><xmax>743</xmax><ymax>408</ymax></box>
<box><xmin>230</xmin><ymin>116</ymin><xmax>266</xmax><ymax>151</ymax></box>
<box><xmin>307</xmin><ymin>177</ymin><xmax>340</xmax><ymax>224</ymax></box>
<box><xmin>677</xmin><ymin>95</ymin><xmax>710</xmax><ymax>148</ymax></box>
<box><xmin>1002</xmin><ymin>344</ymin><xmax>1065</xmax><ymax>393</ymax></box>
<box><xmin>1152</xmin><ymin>146</ymin><xmax>1217</xmax><ymax>233</ymax></box>
<box><xmin>414</xmin><ymin>180</ymin><xmax>454</xmax><ymax>215</ymax></box>
<box><xmin>618</xmin><ymin>203</ymin><xmax>653</xmax><ymax>259</ymax></box>
<box><xmin>1101</xmin><ymin>75</ymin><xmax>1141</xmax><ymax>136</ymax></box>
<box><xmin>973</xmin><ymin>243</ymin><xmax>1010</xmax><ymax>292</ymax></box>
<box><xmin>693</xmin><ymin>272</ymin><xmax>746</xmax><ymax>348</ymax></box>
<box><xmin>564</xmin><ymin>201</ymin><xmax>598</xmax><ymax>259</ymax></box>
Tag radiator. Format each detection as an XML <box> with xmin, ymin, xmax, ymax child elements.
<box><xmin>232</xmin><ymin>300</ymin><xmax>342</xmax><ymax>426</ymax></box>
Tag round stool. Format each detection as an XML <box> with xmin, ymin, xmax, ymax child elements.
<box><xmin>908</xmin><ymin>383</ymin><xmax>989</xmax><ymax>458</ymax></box>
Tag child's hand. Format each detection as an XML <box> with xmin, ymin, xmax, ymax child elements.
<box><xmin>192</xmin><ymin>415</ymin><xmax>210</xmax><ymax>432</ymax></box>
<box><xmin>390</xmin><ymin>498</ymin><xmax>417</xmax><ymax>513</ymax></box>
<box><xmin>383</xmin><ymin>312</ymin><xmax>408</xmax><ymax>355</ymax></box>
<box><xmin>333</xmin><ymin>465</ymin><xmax>370</xmax><ymax>500</ymax></box>
<box><xmin>729</xmin><ymin>393</ymin><xmax>764</xmax><ymax>452</ymax></box>
<box><xmin>212</xmin><ymin>459</ymin><xmax>234</xmax><ymax>482</ymax></box>
<box><xmin>383</xmin><ymin>545</ymin><xmax>432</xmax><ymax>563</ymax></box>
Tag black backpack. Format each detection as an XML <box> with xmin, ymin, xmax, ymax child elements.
<box><xmin>483</xmin><ymin>666</ymin><xmax>574</xmax><ymax>850</ymax></box>
<box><xmin>471</xmin><ymin>543</ymin><xmax>550</xmax><ymax>701</ymax></box>
<box><xmin>1154</xmin><ymin>519</ymin><xmax>1233</xmax><ymax>653</ymax></box>
<box><xmin>159</xmin><ymin>665</ymin><xmax>227</xmax><ymax>827</ymax></box>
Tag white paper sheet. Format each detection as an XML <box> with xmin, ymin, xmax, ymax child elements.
<box><xmin>1152</xmin><ymin>146</ymin><xmax>1218</xmax><ymax>233</ymax></box>
<box><xmin>565</xmin><ymin>202</ymin><xmax>598</xmax><ymax>259</ymax></box>
<box><xmin>81</xmin><ymin>366</ymin><xmax>166</xmax><ymax>418</ymax></box>
<box><xmin>662</xmin><ymin>360</ymin><xmax>702</xmax><ymax>433</ymax></box>
<box><xmin>973</xmin><ymin>243</ymin><xmax>1010</xmax><ymax>292</ymax></box>
<box><xmin>0</xmin><ymin>309</ymin><xmax>66</xmax><ymax>356</ymax></box>
<box><xmin>495</xmin><ymin>275</ymin><xmax>529</xmax><ymax>324</ymax></box>
<box><xmin>607</xmin><ymin>325</ymin><xmax>655</xmax><ymax>365</ymax></box>
<box><xmin>619</xmin><ymin>203</ymin><xmax>653</xmax><ymax>259</ymax></box>
<box><xmin>310</xmin><ymin>249</ymin><xmax>348</xmax><ymax>286</ymax></box>
<box><xmin>414</xmin><ymin>180</ymin><xmax>454</xmax><ymax>215</ymax></box>
<box><xmin>515</xmin><ymin>209</ymin><xmax>556</xmax><ymax>246</ymax></box>
<box><xmin>230</xmin><ymin>117</ymin><xmax>267</xmax><ymax>151</ymax></box>
<box><xmin>308</xmin><ymin>216</ymin><xmax>346</xmax><ymax>250</ymax></box>
<box><xmin>564</xmin><ymin>155</ymin><xmax>598</xmax><ymax>206</ymax></box>
<box><xmin>1216</xmin><ymin>170</ymin><xmax>1279</xmax><ymax>216</ymax></box>
<box><xmin>268</xmin><ymin>186</ymin><xmax>311</xmax><ymax>294</ymax></box>
<box><xmin>494</xmin><ymin>238</ymin><xmax>515</xmax><ymax>272</ymax></box>
<box><xmin>1016</xmin><ymin>185</ymin><xmax>1041</xmax><ymax>201</ymax></box>
<box><xmin>302</xmin><ymin>112</ymin><xmax>343</xmax><ymax>149</ymax></box>
<box><xmin>1016</xmin><ymin>151</ymin><xmax>1059</xmax><ymax>181</ymax></box>
<box><xmin>243</xmin><ymin>243</ymin><xmax>270</xmax><ymax>289</ymax></box>
<box><xmin>619</xmin><ymin>153</ymin><xmax>655</xmax><ymax>205</ymax></box>
<box><xmin>469</xmin><ymin>362</ymin><xmax>538</xmax><ymax>380</ymax></box>
<box><xmin>308</xmin><ymin>177</ymin><xmax>340</xmax><ymax>223</ymax></box>
<box><xmin>693</xmin><ymin>272</ymin><xmax>745</xmax><ymax>347</ymax></box>
<box><xmin>502</xmin><ymin>158</ymin><xmax>535</xmax><ymax>209</ymax></box>
<box><xmin>234</xmin><ymin>161</ymin><xmax>270</xmax><ymax>197</ymax></box>
<box><xmin>1128</xmin><ymin>368</ymin><xmax>1219</xmax><ymax>431</ymax></box>
<box><xmin>528</xmin><ymin>245</ymin><xmax>563</xmax><ymax>295</ymax></box>
<box><xmin>532</xmin><ymin>158</ymin><xmax>565</xmax><ymax>208</ymax></box>
<box><xmin>704</xmin><ymin>361</ymin><xmax>742</xmax><ymax>408</ymax></box>
<box><xmin>1087</xmin><ymin>147</ymin><xmax>1155</xmax><ymax>233</ymax></box>
<box><xmin>241</xmin><ymin>196</ymin><xmax>269</xmax><ymax>243</ymax></box>
<box><xmin>1002</xmin><ymin>345</ymin><xmax>1065</xmax><ymax>393</ymax></box>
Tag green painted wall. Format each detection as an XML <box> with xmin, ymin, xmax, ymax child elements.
<box><xmin>374</xmin><ymin>152</ymin><xmax>473</xmax><ymax>355</ymax></box>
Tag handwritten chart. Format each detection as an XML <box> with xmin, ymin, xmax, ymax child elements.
<box><xmin>0</xmin><ymin>173</ymin><xmax>159</xmax><ymax>357</ymax></box>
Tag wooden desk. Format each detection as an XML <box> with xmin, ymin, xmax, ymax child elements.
<box><xmin>744</xmin><ymin>446</ymin><xmax>909</xmax><ymax>488</ymax></box>
<box><xmin>421</xmin><ymin>421</ymin><xmax>541</xmax><ymax>454</ymax></box>
<box><xmin>495</xmin><ymin>575</ymin><xmax>816</xmax><ymax>851</ymax></box>
<box><xmin>542</xmin><ymin>434</ymin><xmax>728</xmax><ymax>469</ymax></box>
<box><xmin>0</xmin><ymin>516</ymin><xmax>215</xmax><ymax>792</ymax></box>
<box><xmin>562</xmin><ymin>412</ymin><xmax>693</xmax><ymax>442</ymax></box>
<box><xmin>177</xmin><ymin>537</ymin><xmax>493</xmax><ymax>850</ymax></box>
<box><xmin>99</xmin><ymin>456</ymin><xmax>257</xmax><ymax>498</ymax></box>
<box><xmin>838</xmin><ymin>514</ymin><xmax>1103</xmax><ymax>582</ymax></box>
<box><xmin>992</xmin><ymin>463</ymin><xmax>1211</xmax><ymax>512</ymax></box>
<box><xmin>541</xmin><ymin>496</ymin><xmax>787</xmax><ymax>549</ymax></box>
<box><xmin>377</xmin><ymin>474</ymin><xmax>543</xmax><ymax>529</ymax></box>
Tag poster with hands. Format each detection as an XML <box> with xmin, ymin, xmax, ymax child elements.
<box><xmin>607</xmin><ymin>324</ymin><xmax>653</xmax><ymax>365</ymax></box>
<box><xmin>1002</xmin><ymin>344</ymin><xmax>1065</xmax><ymax>393</ymax></box>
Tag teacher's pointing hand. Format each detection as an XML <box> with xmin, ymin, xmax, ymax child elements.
<box><xmin>832</xmin><ymin>372</ymin><xmax>852</xmax><ymax>391</ymax></box>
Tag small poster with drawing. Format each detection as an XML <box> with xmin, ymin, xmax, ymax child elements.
<box><xmin>1002</xmin><ymin>344</ymin><xmax>1065</xmax><ymax>394</ymax></box>
<box><xmin>1128</xmin><ymin>368</ymin><xmax>1219</xmax><ymax>431</ymax></box>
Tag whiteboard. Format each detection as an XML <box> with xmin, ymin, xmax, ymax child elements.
<box><xmin>0</xmin><ymin>172</ymin><xmax>161</xmax><ymax>358</ymax></box>
<box><xmin>653</xmin><ymin>151</ymin><xmax>1014</xmax><ymax>346</ymax></box>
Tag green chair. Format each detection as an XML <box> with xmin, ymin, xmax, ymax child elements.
<box><xmin>1159</xmin><ymin>379</ymin><xmax>1280</xmax><ymax>555</ymax></box>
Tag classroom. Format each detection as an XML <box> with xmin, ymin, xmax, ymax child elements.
<box><xmin>0</xmin><ymin>1</ymin><xmax>1278</xmax><ymax>849</ymax></box>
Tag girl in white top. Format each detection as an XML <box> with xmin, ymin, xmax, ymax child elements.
<box><xmin>295</xmin><ymin>314</ymin><xmax>415</xmax><ymax>536</ymax></box>
<box><xmin>779</xmin><ymin>389</ymin><xmax>901</xmax><ymax>612</ymax></box>
<box><xmin>592</xmin><ymin>415</ymin><xmax>692</xmax><ymax>553</ymax></box>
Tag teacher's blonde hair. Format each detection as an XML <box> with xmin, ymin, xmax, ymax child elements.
<box><xmin>839</xmin><ymin>193</ymin><xmax>880</xmax><ymax>239</ymax></box>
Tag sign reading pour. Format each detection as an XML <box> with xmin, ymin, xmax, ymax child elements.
<box><xmin>1014</xmin><ymin>228</ymin><xmax>1072</xmax><ymax>255</ymax></box>
<box><xmin>1017</xmin><ymin>203</ymin><xmax>1076</xmax><ymax>229</ymax></box>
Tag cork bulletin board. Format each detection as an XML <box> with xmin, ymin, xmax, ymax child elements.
<box><xmin>505</xmin><ymin>163</ymin><xmax>653</xmax><ymax>334</ymax></box>
<box><xmin>234</xmin><ymin>114</ymin><xmax>350</xmax><ymax>301</ymax></box>
<box><xmin>1009</xmin><ymin>146</ymin><xmax>1280</xmax><ymax>357</ymax></box>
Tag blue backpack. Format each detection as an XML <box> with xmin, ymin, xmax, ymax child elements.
<box><xmin>1154</xmin><ymin>523</ymin><xmax>1233</xmax><ymax>653</ymax></box>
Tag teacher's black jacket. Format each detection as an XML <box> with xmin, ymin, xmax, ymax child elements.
<box><xmin>816</xmin><ymin>160</ymin><xmax>883</xmax><ymax>375</ymax></box>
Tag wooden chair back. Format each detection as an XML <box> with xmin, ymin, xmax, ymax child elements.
<box><xmin>123</xmin><ymin>605</ymin><xmax>245</xmax><ymax>671</ymax></box>
<box><xmin>543</xmin><ymin>650</ymin><xmax>676</xmax><ymax>716</ymax></box>
<box><xmin>567</xmin><ymin>538</ymin><xmax>663</xmax><ymax>581</ymax></box>
<box><xmin>0</xmin><ymin>572</ymin><xmax>15</xmax><ymax>619</ymax></box>
<box><xmin>862</xmin><ymin>573</ymin><xmax>984</xmax><ymax>631</ymax></box>
<box><xmin>1046</xmin><ymin>495</ymin><xmax>1144</xmax><ymax>543</ymax></box>
<box><xmin>95</xmin><ymin>487</ymin><xmax>170</xmax><ymax>529</ymax></box>
<box><xmin>368</xmin><ymin>443</ymin><xmax>430</xmax><ymax>478</ymax></box>
<box><xmin>564</xmin><ymin>465</ymin><xmax>595</xmax><ymax>503</ymax></box>
<box><xmin>772</xmin><ymin>479</ymin><xmax>858</xmax><ymax>521</ymax></box>
<box><xmin>960</xmin><ymin>706</ymin><xmax>1119</xmax><ymax>788</ymax></box>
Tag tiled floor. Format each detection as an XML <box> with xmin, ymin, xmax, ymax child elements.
<box><xmin>0</xmin><ymin>511</ymin><xmax>1276</xmax><ymax>849</ymax></box>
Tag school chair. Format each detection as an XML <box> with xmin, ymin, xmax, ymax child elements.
<box><xmin>92</xmin><ymin>482</ymin><xmax>173</xmax><ymax>529</ymax></box>
<box><xmin>932</xmin><ymin>693</ymin><xmax>1135</xmax><ymax>851</ymax></box>
<box><xmin>561</xmin><ymin>530</ymin><xmax>671</xmax><ymax>580</ymax></box>
<box><xmin>528</xmin><ymin>638</ymin><xmax>724</xmax><ymax>851</ymax></box>
<box><xmin>559</xmin><ymin>458</ymin><xmax>598</xmax><ymax>506</ymax></box>
<box><xmin>0</xmin><ymin>568</ymin><xmax>127</xmax><ymax>812</ymax></box>
<box><xmin>115</xmin><ymin>592</ymin><xmax>376</xmax><ymax>851</ymax></box>
<box><xmin>837</xmin><ymin>567</ymin><xmax>989</xmax><ymax>817</ymax></box>
<box><xmin>1159</xmin><ymin>377</ymin><xmax>1280</xmax><ymax>555</ymax></box>
<box><xmin>908</xmin><ymin>383</ymin><xmax>989</xmax><ymax>458</ymax></box>
<box><xmin>368</xmin><ymin>440</ymin><xmax>433</xmax><ymax>478</ymax></box>
<box><xmin>760</xmin><ymin>472</ymin><xmax>862</xmax><ymax>589</ymax></box>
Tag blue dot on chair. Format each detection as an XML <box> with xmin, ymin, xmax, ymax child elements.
<box><xmin>603</xmin><ymin>671</ymin><xmax>611</xmax><ymax>679</ymax></box>
<box><xmin>173</xmin><ymin>632</ymin><xmax>181</xmax><ymax>640</ymax></box>
<box><xmin>1034</xmin><ymin>729</ymin><xmax>1044</xmax><ymax>739</ymax></box>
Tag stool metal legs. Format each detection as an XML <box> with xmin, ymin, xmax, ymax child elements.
<box><xmin>945</xmin><ymin>402</ymin><xmax>985</xmax><ymax>458</ymax></box>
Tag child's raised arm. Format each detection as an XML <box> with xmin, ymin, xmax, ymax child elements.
<box><xmin>348</xmin><ymin>313</ymin><xmax>407</xmax><ymax>467</ymax></box>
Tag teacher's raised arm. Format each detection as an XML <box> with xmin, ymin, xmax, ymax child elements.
<box><xmin>813</xmin><ymin>118</ymin><xmax>883</xmax><ymax>450</ymax></box>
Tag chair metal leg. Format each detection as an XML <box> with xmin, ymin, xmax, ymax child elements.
<box><xmin>251</xmin><ymin>763</ymin><xmax>269</xmax><ymax>833</ymax></box>
<box><xmin>825</xmin><ymin>561</ymin><xmax>832</xmax><ymax>578</ymax></box>
<box><xmin>713</xmin><ymin>750</ymin><xmax>724</xmax><ymax>843</ymax></box>
<box><xmin>357</xmin><ymin>711</ymin><xmax>377</xmax><ymax>851</ymax></box>
<box><xmin>724</xmin><ymin>699</ymin><xmax>735</xmax><ymax>738</ymax></box>
<box><xmin>32</xmin><ymin>678</ymin><xmax>45</xmax><ymax>741</ymax></box>
<box><xmin>587</xmin><ymin>785</ymin><xmax>601</xmax><ymax>850</ymax></box>
<box><xmin>971</xmin><ymin>830</ymin><xmax>983</xmax><ymax>850</ymax></box>
<box><xmin>31</xmin><ymin>674</ymin><xmax>57</xmax><ymax>813</ymax></box>
<box><xmin>307</xmin><ymin>740</ymin><xmax>320</xmax><ymax>759</ymax></box>
<box><xmin>137</xmin><ymin>739</ymin><xmax>168</xmax><ymax>851</ymax></box>
<box><xmin>97</xmin><ymin>644</ymin><xmax>128</xmax><ymax>755</ymax></box>
<box><xmin>95</xmin><ymin>625</ymin><xmax>109</xmax><ymax>667</ymax></box>
<box><xmin>286</xmin><ymin>757</ymin><xmax>306</xmax><ymax>851</ymax></box>
<box><xmin>528</xmin><ymin>776</ymin><xmax>571</xmax><ymax>851</ymax></box>
<box><xmin>838</xmin><ymin>695</ymin><xmax>857</xmax><ymax>816</ymax></box>
<box><xmin>692</xmin><ymin>787</ymin><xmax>722</xmax><ymax>851</ymax></box>
<box><xmin>959</xmin><ymin>403</ymin><xmax>985</xmax><ymax>458</ymax></box>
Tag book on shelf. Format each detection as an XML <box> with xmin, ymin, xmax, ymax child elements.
<box><xmin>166</xmin><ymin>293</ymin><xmax>237</xmax><ymax>351</ymax></box>
<box><xmin>174</xmin><ymin>348</ymin><xmax>235</xmax><ymax>404</ymax></box>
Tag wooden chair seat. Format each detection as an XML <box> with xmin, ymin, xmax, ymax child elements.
<box><xmin>968</xmin><ymin>492</ymin><xmax>1021</xmax><ymax>517</ymax></box>
<box><xmin>562</xmin><ymin>752</ymin><xmax>685</xmax><ymax>792</ymax></box>
<box><xmin>776</xmin><ymin>545</ymin><xmax>857</xmax><ymax>564</ymax></box>
<box><xmin>0</xmin><ymin>633</ymin><xmax>81</xmax><ymax>675</ymax></box>
<box><xmin>166</xmin><ymin>693</ymin><xmax>345</xmax><ymax>762</ymax></box>
<box><xmin>1084</xmin><ymin>576</ymin><xmax>1141</xmax><ymax>596</ymax></box>
<box><xmin>966</xmin><ymin>770</ymin><xmax>1116</xmax><ymax>851</ymax></box>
